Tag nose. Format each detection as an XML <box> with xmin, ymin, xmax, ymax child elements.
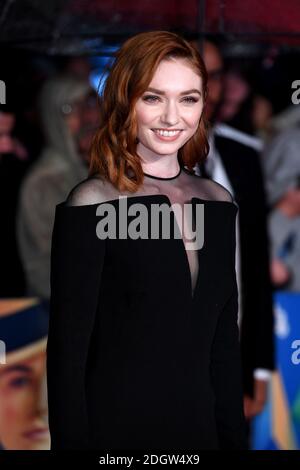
<box><xmin>35</xmin><ymin>370</ymin><xmax>49</xmax><ymax>424</ymax></box>
<box><xmin>26</xmin><ymin>366</ymin><xmax>49</xmax><ymax>429</ymax></box>
<box><xmin>161</xmin><ymin>100</ymin><xmax>179</xmax><ymax>126</ymax></box>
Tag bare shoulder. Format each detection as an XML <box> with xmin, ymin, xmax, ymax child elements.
<box><xmin>65</xmin><ymin>175</ymin><xmax>119</xmax><ymax>207</ymax></box>
<box><xmin>202</xmin><ymin>178</ymin><xmax>234</xmax><ymax>203</ymax></box>
<box><xmin>183</xmin><ymin>169</ymin><xmax>234</xmax><ymax>203</ymax></box>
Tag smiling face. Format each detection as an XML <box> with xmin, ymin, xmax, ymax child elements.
<box><xmin>134</xmin><ymin>58</ymin><xmax>204</xmax><ymax>163</ymax></box>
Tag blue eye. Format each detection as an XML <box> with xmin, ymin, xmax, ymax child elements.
<box><xmin>142</xmin><ymin>95</ymin><xmax>160</xmax><ymax>103</ymax></box>
<box><xmin>142</xmin><ymin>95</ymin><xmax>199</xmax><ymax>104</ymax></box>
<box><xmin>9</xmin><ymin>376</ymin><xmax>30</xmax><ymax>388</ymax></box>
<box><xmin>182</xmin><ymin>96</ymin><xmax>199</xmax><ymax>103</ymax></box>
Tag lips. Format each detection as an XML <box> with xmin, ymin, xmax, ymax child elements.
<box><xmin>153</xmin><ymin>128</ymin><xmax>182</xmax><ymax>131</ymax></box>
<box><xmin>23</xmin><ymin>427</ymin><xmax>49</xmax><ymax>440</ymax></box>
<box><xmin>151</xmin><ymin>128</ymin><xmax>183</xmax><ymax>141</ymax></box>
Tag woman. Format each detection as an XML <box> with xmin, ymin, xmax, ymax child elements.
<box><xmin>46</xmin><ymin>31</ymin><xmax>246</xmax><ymax>450</ymax></box>
<box><xmin>0</xmin><ymin>299</ymin><xmax>50</xmax><ymax>450</ymax></box>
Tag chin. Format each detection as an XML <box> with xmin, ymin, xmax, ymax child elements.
<box><xmin>148</xmin><ymin>142</ymin><xmax>183</xmax><ymax>154</ymax></box>
<box><xmin>22</xmin><ymin>438</ymin><xmax>51</xmax><ymax>450</ymax></box>
<box><xmin>29</xmin><ymin>440</ymin><xmax>50</xmax><ymax>450</ymax></box>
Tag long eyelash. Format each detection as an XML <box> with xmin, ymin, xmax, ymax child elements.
<box><xmin>142</xmin><ymin>95</ymin><xmax>160</xmax><ymax>102</ymax></box>
<box><xmin>142</xmin><ymin>95</ymin><xmax>199</xmax><ymax>103</ymax></box>
<box><xmin>183</xmin><ymin>97</ymin><xmax>199</xmax><ymax>103</ymax></box>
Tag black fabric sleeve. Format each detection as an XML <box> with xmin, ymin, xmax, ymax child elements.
<box><xmin>210</xmin><ymin>213</ymin><xmax>247</xmax><ymax>450</ymax></box>
<box><xmin>46</xmin><ymin>204</ymin><xmax>106</xmax><ymax>450</ymax></box>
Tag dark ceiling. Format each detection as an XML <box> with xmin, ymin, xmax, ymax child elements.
<box><xmin>0</xmin><ymin>0</ymin><xmax>300</xmax><ymax>54</ymax></box>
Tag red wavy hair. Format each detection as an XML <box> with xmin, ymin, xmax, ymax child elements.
<box><xmin>89</xmin><ymin>31</ymin><xmax>209</xmax><ymax>192</ymax></box>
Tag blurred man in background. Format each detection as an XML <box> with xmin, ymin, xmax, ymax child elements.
<box><xmin>194</xmin><ymin>40</ymin><xmax>275</xmax><ymax>422</ymax></box>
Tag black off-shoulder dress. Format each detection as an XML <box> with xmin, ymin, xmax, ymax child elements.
<box><xmin>46</xmin><ymin>166</ymin><xmax>247</xmax><ymax>450</ymax></box>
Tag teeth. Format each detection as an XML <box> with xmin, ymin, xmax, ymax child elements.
<box><xmin>154</xmin><ymin>129</ymin><xmax>181</xmax><ymax>137</ymax></box>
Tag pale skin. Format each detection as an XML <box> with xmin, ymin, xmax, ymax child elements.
<box><xmin>134</xmin><ymin>58</ymin><xmax>204</xmax><ymax>289</ymax></box>
<box><xmin>0</xmin><ymin>351</ymin><xmax>50</xmax><ymax>450</ymax></box>
<box><xmin>134</xmin><ymin>57</ymin><xmax>204</xmax><ymax>177</ymax></box>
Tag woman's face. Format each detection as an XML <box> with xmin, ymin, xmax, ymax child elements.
<box><xmin>135</xmin><ymin>58</ymin><xmax>204</xmax><ymax>162</ymax></box>
<box><xmin>0</xmin><ymin>351</ymin><xmax>50</xmax><ymax>450</ymax></box>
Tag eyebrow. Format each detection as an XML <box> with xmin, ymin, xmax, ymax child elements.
<box><xmin>0</xmin><ymin>364</ymin><xmax>31</xmax><ymax>377</ymax></box>
<box><xmin>145</xmin><ymin>87</ymin><xmax>202</xmax><ymax>96</ymax></box>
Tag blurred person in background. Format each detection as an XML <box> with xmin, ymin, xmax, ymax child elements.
<box><xmin>262</xmin><ymin>126</ymin><xmax>300</xmax><ymax>292</ymax></box>
<box><xmin>76</xmin><ymin>89</ymin><xmax>100</xmax><ymax>164</ymax></box>
<box><xmin>217</xmin><ymin>65</ymin><xmax>273</xmax><ymax>137</ymax></box>
<box><xmin>268</xmin><ymin>102</ymin><xmax>300</xmax><ymax>139</ymax></box>
<box><xmin>0</xmin><ymin>105</ymin><xmax>28</xmax><ymax>297</ymax></box>
<box><xmin>0</xmin><ymin>298</ymin><xmax>50</xmax><ymax>450</ymax></box>
<box><xmin>193</xmin><ymin>40</ymin><xmax>274</xmax><ymax>424</ymax></box>
<box><xmin>63</xmin><ymin>56</ymin><xmax>92</xmax><ymax>81</ymax></box>
<box><xmin>17</xmin><ymin>75</ymin><xmax>96</xmax><ymax>300</ymax></box>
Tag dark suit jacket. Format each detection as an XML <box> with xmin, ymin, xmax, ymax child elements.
<box><xmin>215</xmin><ymin>135</ymin><xmax>275</xmax><ymax>396</ymax></box>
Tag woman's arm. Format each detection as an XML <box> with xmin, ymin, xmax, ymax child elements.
<box><xmin>210</xmin><ymin>212</ymin><xmax>247</xmax><ymax>450</ymax></box>
<box><xmin>46</xmin><ymin>204</ymin><xmax>106</xmax><ymax>449</ymax></box>
<box><xmin>211</xmin><ymin>282</ymin><xmax>247</xmax><ymax>449</ymax></box>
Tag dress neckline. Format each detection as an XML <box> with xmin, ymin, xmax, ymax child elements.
<box><xmin>142</xmin><ymin>165</ymin><xmax>182</xmax><ymax>181</ymax></box>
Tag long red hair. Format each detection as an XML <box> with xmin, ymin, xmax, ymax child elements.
<box><xmin>89</xmin><ymin>31</ymin><xmax>209</xmax><ymax>192</ymax></box>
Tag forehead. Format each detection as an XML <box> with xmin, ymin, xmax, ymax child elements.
<box><xmin>149</xmin><ymin>58</ymin><xmax>202</xmax><ymax>92</ymax></box>
<box><xmin>0</xmin><ymin>352</ymin><xmax>45</xmax><ymax>378</ymax></box>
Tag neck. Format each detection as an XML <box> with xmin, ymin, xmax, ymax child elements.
<box><xmin>137</xmin><ymin>143</ymin><xmax>180</xmax><ymax>178</ymax></box>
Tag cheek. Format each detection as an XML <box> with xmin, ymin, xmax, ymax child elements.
<box><xmin>185</xmin><ymin>108</ymin><xmax>203</xmax><ymax>129</ymax></box>
<box><xmin>0</xmin><ymin>382</ymin><xmax>36</xmax><ymax>419</ymax></box>
<box><xmin>136</xmin><ymin>106</ymin><xmax>156</xmax><ymax>127</ymax></box>
<box><xmin>0</xmin><ymin>398</ymin><xmax>24</xmax><ymax>432</ymax></box>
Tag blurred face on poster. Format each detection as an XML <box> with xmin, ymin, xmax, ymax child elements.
<box><xmin>0</xmin><ymin>351</ymin><xmax>50</xmax><ymax>450</ymax></box>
